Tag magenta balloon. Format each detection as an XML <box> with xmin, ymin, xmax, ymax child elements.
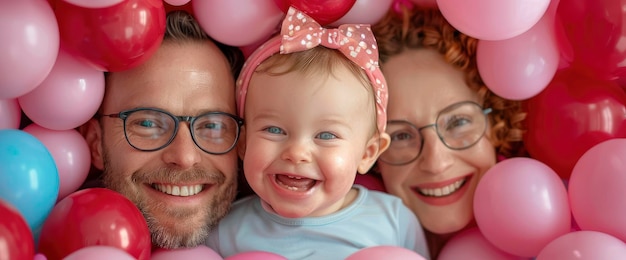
<box><xmin>272</xmin><ymin>0</ymin><xmax>356</xmax><ymax>25</ymax></box>
<box><xmin>193</xmin><ymin>0</ymin><xmax>284</xmax><ymax>46</ymax></box>
<box><xmin>55</xmin><ymin>0</ymin><xmax>166</xmax><ymax>72</ymax></box>
<box><xmin>346</xmin><ymin>246</ymin><xmax>426</xmax><ymax>260</ymax></box>
<box><xmin>18</xmin><ymin>50</ymin><xmax>104</xmax><ymax>130</ymax></box>
<box><xmin>439</xmin><ymin>228</ymin><xmax>525</xmax><ymax>260</ymax></box>
<box><xmin>474</xmin><ymin>158</ymin><xmax>571</xmax><ymax>257</ymax></box>
<box><xmin>477</xmin><ymin>12</ymin><xmax>559</xmax><ymax>100</ymax></box>
<box><xmin>523</xmin><ymin>69</ymin><xmax>626</xmax><ymax>180</ymax></box>
<box><xmin>23</xmin><ymin>124</ymin><xmax>91</xmax><ymax>201</ymax></box>
<box><xmin>62</xmin><ymin>0</ymin><xmax>124</xmax><ymax>8</ymax></box>
<box><xmin>437</xmin><ymin>0</ymin><xmax>550</xmax><ymax>41</ymax></box>
<box><xmin>64</xmin><ymin>246</ymin><xmax>137</xmax><ymax>260</ymax></box>
<box><xmin>0</xmin><ymin>99</ymin><xmax>21</xmax><ymax>129</ymax></box>
<box><xmin>0</xmin><ymin>0</ymin><xmax>59</xmax><ymax>99</ymax></box>
<box><xmin>330</xmin><ymin>0</ymin><xmax>394</xmax><ymax>25</ymax></box>
<box><xmin>536</xmin><ymin>231</ymin><xmax>626</xmax><ymax>260</ymax></box>
<box><xmin>556</xmin><ymin>0</ymin><xmax>626</xmax><ymax>79</ymax></box>
<box><xmin>569</xmin><ymin>138</ymin><xmax>626</xmax><ymax>242</ymax></box>
<box><xmin>152</xmin><ymin>245</ymin><xmax>223</xmax><ymax>260</ymax></box>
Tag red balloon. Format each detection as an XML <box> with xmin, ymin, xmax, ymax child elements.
<box><xmin>613</xmin><ymin>68</ymin><xmax>626</xmax><ymax>93</ymax></box>
<box><xmin>0</xmin><ymin>200</ymin><xmax>34</xmax><ymax>260</ymax></box>
<box><xmin>556</xmin><ymin>0</ymin><xmax>626</xmax><ymax>79</ymax></box>
<box><xmin>273</xmin><ymin>0</ymin><xmax>356</xmax><ymax>25</ymax></box>
<box><xmin>38</xmin><ymin>188</ymin><xmax>151</xmax><ymax>260</ymax></box>
<box><xmin>54</xmin><ymin>0</ymin><xmax>165</xmax><ymax>72</ymax></box>
<box><xmin>524</xmin><ymin>68</ymin><xmax>626</xmax><ymax>179</ymax></box>
<box><xmin>164</xmin><ymin>1</ymin><xmax>193</xmax><ymax>14</ymax></box>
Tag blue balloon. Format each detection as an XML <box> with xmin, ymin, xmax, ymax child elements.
<box><xmin>0</xmin><ymin>129</ymin><xmax>59</xmax><ymax>234</ymax></box>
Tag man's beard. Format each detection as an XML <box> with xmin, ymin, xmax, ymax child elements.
<box><xmin>101</xmin><ymin>151</ymin><xmax>237</xmax><ymax>249</ymax></box>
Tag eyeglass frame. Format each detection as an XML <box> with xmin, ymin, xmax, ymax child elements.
<box><xmin>380</xmin><ymin>101</ymin><xmax>492</xmax><ymax>166</ymax></box>
<box><xmin>99</xmin><ymin>107</ymin><xmax>244</xmax><ymax>155</ymax></box>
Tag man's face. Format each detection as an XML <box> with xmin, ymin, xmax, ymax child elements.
<box><xmin>90</xmin><ymin>41</ymin><xmax>239</xmax><ymax>248</ymax></box>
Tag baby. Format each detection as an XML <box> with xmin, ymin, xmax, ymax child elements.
<box><xmin>206</xmin><ymin>7</ymin><xmax>430</xmax><ymax>260</ymax></box>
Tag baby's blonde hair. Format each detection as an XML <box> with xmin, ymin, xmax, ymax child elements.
<box><xmin>255</xmin><ymin>47</ymin><xmax>379</xmax><ymax>135</ymax></box>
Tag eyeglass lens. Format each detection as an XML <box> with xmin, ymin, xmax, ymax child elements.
<box><xmin>123</xmin><ymin>109</ymin><xmax>240</xmax><ymax>154</ymax></box>
<box><xmin>380</xmin><ymin>102</ymin><xmax>488</xmax><ymax>165</ymax></box>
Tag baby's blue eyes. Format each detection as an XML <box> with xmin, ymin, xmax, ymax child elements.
<box><xmin>263</xmin><ymin>127</ymin><xmax>336</xmax><ymax>140</ymax></box>
<box><xmin>265</xmin><ymin>126</ymin><xmax>284</xmax><ymax>134</ymax></box>
<box><xmin>317</xmin><ymin>132</ymin><xmax>337</xmax><ymax>140</ymax></box>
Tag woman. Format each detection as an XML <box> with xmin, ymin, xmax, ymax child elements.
<box><xmin>371</xmin><ymin>6</ymin><xmax>527</xmax><ymax>258</ymax></box>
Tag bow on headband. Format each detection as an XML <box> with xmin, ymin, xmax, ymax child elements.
<box><xmin>237</xmin><ymin>7</ymin><xmax>388</xmax><ymax>132</ymax></box>
<box><xmin>281</xmin><ymin>9</ymin><xmax>379</xmax><ymax>73</ymax></box>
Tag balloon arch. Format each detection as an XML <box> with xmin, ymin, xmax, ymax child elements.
<box><xmin>1</xmin><ymin>0</ymin><xmax>626</xmax><ymax>259</ymax></box>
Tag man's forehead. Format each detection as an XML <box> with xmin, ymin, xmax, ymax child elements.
<box><xmin>101</xmin><ymin>43</ymin><xmax>235</xmax><ymax>112</ymax></box>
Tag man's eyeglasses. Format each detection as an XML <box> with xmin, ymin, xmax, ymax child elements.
<box><xmin>100</xmin><ymin>108</ymin><xmax>244</xmax><ymax>155</ymax></box>
<box><xmin>379</xmin><ymin>101</ymin><xmax>492</xmax><ymax>165</ymax></box>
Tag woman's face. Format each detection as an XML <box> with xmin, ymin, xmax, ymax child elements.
<box><xmin>378</xmin><ymin>49</ymin><xmax>496</xmax><ymax>235</ymax></box>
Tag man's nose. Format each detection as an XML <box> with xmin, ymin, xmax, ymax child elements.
<box><xmin>161</xmin><ymin>123</ymin><xmax>202</xmax><ymax>169</ymax></box>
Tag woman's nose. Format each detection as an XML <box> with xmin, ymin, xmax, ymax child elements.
<box><xmin>418</xmin><ymin>128</ymin><xmax>454</xmax><ymax>175</ymax></box>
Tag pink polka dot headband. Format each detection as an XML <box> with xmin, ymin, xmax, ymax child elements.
<box><xmin>236</xmin><ymin>6</ymin><xmax>388</xmax><ymax>132</ymax></box>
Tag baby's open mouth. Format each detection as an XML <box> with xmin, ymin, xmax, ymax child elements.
<box><xmin>275</xmin><ymin>174</ymin><xmax>317</xmax><ymax>192</ymax></box>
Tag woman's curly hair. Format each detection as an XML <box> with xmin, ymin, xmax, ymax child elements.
<box><xmin>372</xmin><ymin>6</ymin><xmax>527</xmax><ymax>157</ymax></box>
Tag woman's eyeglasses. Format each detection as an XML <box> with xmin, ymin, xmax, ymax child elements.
<box><xmin>380</xmin><ymin>101</ymin><xmax>492</xmax><ymax>165</ymax></box>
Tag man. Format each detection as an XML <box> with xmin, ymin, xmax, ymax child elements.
<box><xmin>81</xmin><ymin>11</ymin><xmax>244</xmax><ymax>248</ymax></box>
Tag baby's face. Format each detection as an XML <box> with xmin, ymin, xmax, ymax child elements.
<box><xmin>241</xmin><ymin>63</ymin><xmax>381</xmax><ymax>218</ymax></box>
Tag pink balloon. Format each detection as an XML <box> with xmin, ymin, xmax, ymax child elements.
<box><xmin>152</xmin><ymin>245</ymin><xmax>222</xmax><ymax>260</ymax></box>
<box><xmin>346</xmin><ymin>246</ymin><xmax>426</xmax><ymax>260</ymax></box>
<box><xmin>63</xmin><ymin>246</ymin><xmax>137</xmax><ymax>260</ymax></box>
<box><xmin>23</xmin><ymin>124</ymin><xmax>91</xmax><ymax>201</ymax></box>
<box><xmin>0</xmin><ymin>0</ymin><xmax>59</xmax><ymax>99</ymax></box>
<box><xmin>536</xmin><ymin>231</ymin><xmax>626</xmax><ymax>260</ymax></box>
<box><xmin>439</xmin><ymin>228</ymin><xmax>525</xmax><ymax>260</ymax></box>
<box><xmin>569</xmin><ymin>138</ymin><xmax>626</xmax><ymax>242</ymax></box>
<box><xmin>225</xmin><ymin>251</ymin><xmax>287</xmax><ymax>260</ymax></box>
<box><xmin>33</xmin><ymin>253</ymin><xmax>47</xmax><ymax>260</ymax></box>
<box><xmin>474</xmin><ymin>157</ymin><xmax>571</xmax><ymax>257</ymax></box>
<box><xmin>330</xmin><ymin>0</ymin><xmax>394</xmax><ymax>26</ymax></box>
<box><xmin>62</xmin><ymin>0</ymin><xmax>124</xmax><ymax>8</ymax></box>
<box><xmin>164</xmin><ymin>0</ymin><xmax>190</xmax><ymax>6</ymax></box>
<box><xmin>0</xmin><ymin>99</ymin><xmax>21</xmax><ymax>129</ymax></box>
<box><xmin>477</xmin><ymin>10</ymin><xmax>559</xmax><ymax>100</ymax></box>
<box><xmin>436</xmin><ymin>0</ymin><xmax>550</xmax><ymax>41</ymax></box>
<box><xmin>193</xmin><ymin>0</ymin><xmax>284</xmax><ymax>46</ymax></box>
<box><xmin>18</xmin><ymin>49</ymin><xmax>104</xmax><ymax>130</ymax></box>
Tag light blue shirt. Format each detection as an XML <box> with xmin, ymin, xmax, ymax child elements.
<box><xmin>206</xmin><ymin>185</ymin><xmax>430</xmax><ymax>260</ymax></box>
